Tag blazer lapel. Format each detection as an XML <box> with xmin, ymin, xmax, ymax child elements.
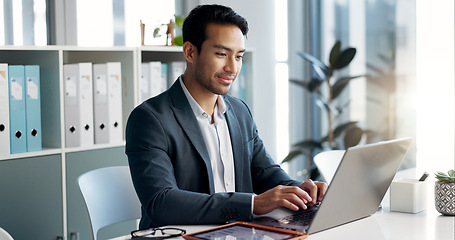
<box><xmin>168</xmin><ymin>81</ymin><xmax>215</xmax><ymax>193</ymax></box>
<box><xmin>223</xmin><ymin>97</ymin><xmax>245</xmax><ymax>191</ymax></box>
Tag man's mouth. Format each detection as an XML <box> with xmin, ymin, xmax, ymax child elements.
<box><xmin>217</xmin><ymin>74</ymin><xmax>236</xmax><ymax>85</ymax></box>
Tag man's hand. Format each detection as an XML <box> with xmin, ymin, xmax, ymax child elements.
<box><xmin>253</xmin><ymin>180</ymin><xmax>328</xmax><ymax>215</ymax></box>
<box><xmin>253</xmin><ymin>185</ymin><xmax>311</xmax><ymax>215</ymax></box>
<box><xmin>299</xmin><ymin>179</ymin><xmax>327</xmax><ymax>205</ymax></box>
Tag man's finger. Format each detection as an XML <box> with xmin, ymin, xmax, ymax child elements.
<box><xmin>315</xmin><ymin>181</ymin><xmax>328</xmax><ymax>202</ymax></box>
<box><xmin>305</xmin><ymin>179</ymin><xmax>319</xmax><ymax>204</ymax></box>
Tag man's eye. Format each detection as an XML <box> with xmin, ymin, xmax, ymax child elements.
<box><xmin>236</xmin><ymin>55</ymin><xmax>244</xmax><ymax>60</ymax></box>
<box><xmin>216</xmin><ymin>53</ymin><xmax>227</xmax><ymax>57</ymax></box>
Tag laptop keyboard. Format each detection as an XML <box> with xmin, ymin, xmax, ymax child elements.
<box><xmin>274</xmin><ymin>203</ymin><xmax>320</xmax><ymax>226</ymax></box>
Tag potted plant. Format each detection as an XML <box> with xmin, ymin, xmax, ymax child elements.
<box><xmin>434</xmin><ymin>169</ymin><xmax>455</xmax><ymax>215</ymax></box>
<box><xmin>153</xmin><ymin>15</ymin><xmax>184</xmax><ymax>46</ymax></box>
<box><xmin>282</xmin><ymin>40</ymin><xmax>370</xmax><ymax>179</ymax></box>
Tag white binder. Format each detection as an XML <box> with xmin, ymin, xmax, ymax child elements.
<box><xmin>106</xmin><ymin>62</ymin><xmax>123</xmax><ymax>144</ymax></box>
<box><xmin>92</xmin><ymin>63</ymin><xmax>109</xmax><ymax>144</ymax></box>
<box><xmin>140</xmin><ymin>62</ymin><xmax>151</xmax><ymax>102</ymax></box>
<box><xmin>149</xmin><ymin>61</ymin><xmax>163</xmax><ymax>98</ymax></box>
<box><xmin>64</xmin><ymin>63</ymin><xmax>94</xmax><ymax>147</ymax></box>
<box><xmin>141</xmin><ymin>61</ymin><xmax>166</xmax><ymax>101</ymax></box>
<box><xmin>93</xmin><ymin>62</ymin><xmax>123</xmax><ymax>144</ymax></box>
<box><xmin>0</xmin><ymin>63</ymin><xmax>10</xmax><ymax>154</ymax></box>
<box><xmin>168</xmin><ymin>61</ymin><xmax>186</xmax><ymax>87</ymax></box>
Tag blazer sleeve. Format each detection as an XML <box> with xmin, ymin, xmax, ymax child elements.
<box><xmin>125</xmin><ymin>103</ymin><xmax>253</xmax><ymax>229</ymax></box>
<box><xmin>230</xmin><ymin>98</ymin><xmax>302</xmax><ymax>193</ymax></box>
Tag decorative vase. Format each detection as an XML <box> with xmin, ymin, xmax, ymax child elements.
<box><xmin>435</xmin><ymin>181</ymin><xmax>455</xmax><ymax>215</ymax></box>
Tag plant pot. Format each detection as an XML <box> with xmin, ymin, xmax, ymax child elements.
<box><xmin>434</xmin><ymin>181</ymin><xmax>455</xmax><ymax>215</ymax></box>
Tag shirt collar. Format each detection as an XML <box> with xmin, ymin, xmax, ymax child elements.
<box><xmin>179</xmin><ymin>77</ymin><xmax>227</xmax><ymax>118</ymax></box>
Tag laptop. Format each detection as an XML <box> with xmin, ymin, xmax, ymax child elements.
<box><xmin>252</xmin><ymin>138</ymin><xmax>412</xmax><ymax>234</ymax></box>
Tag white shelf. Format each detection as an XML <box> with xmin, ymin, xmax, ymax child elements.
<box><xmin>140</xmin><ymin>45</ymin><xmax>183</xmax><ymax>52</ymax></box>
<box><xmin>63</xmin><ymin>142</ymin><xmax>125</xmax><ymax>154</ymax></box>
<box><xmin>0</xmin><ymin>148</ymin><xmax>62</xmax><ymax>161</ymax></box>
<box><xmin>0</xmin><ymin>45</ymin><xmax>254</xmax><ymax>239</ymax></box>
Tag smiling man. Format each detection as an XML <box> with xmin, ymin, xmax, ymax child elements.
<box><xmin>126</xmin><ymin>4</ymin><xmax>327</xmax><ymax>229</ymax></box>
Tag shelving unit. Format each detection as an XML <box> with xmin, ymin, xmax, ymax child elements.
<box><xmin>0</xmin><ymin>45</ymin><xmax>254</xmax><ymax>239</ymax></box>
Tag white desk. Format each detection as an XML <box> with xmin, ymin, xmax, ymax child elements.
<box><xmin>110</xmin><ymin>205</ymin><xmax>454</xmax><ymax>240</ymax></box>
<box><xmin>111</xmin><ymin>170</ymin><xmax>455</xmax><ymax>240</ymax></box>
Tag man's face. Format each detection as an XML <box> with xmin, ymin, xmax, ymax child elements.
<box><xmin>192</xmin><ymin>23</ymin><xmax>246</xmax><ymax>96</ymax></box>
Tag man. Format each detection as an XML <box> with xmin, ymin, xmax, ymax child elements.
<box><xmin>126</xmin><ymin>4</ymin><xmax>327</xmax><ymax>229</ymax></box>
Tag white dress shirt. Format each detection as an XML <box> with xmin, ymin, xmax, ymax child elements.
<box><xmin>179</xmin><ymin>77</ymin><xmax>236</xmax><ymax>193</ymax></box>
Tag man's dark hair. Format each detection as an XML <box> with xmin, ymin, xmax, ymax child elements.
<box><xmin>182</xmin><ymin>4</ymin><xmax>249</xmax><ymax>53</ymax></box>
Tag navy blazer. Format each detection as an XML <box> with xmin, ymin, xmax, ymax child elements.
<box><xmin>125</xmin><ymin>80</ymin><xmax>300</xmax><ymax>229</ymax></box>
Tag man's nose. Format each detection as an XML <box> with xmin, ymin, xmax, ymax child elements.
<box><xmin>224</xmin><ymin>57</ymin><xmax>239</xmax><ymax>73</ymax></box>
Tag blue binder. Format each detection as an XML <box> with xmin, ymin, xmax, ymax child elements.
<box><xmin>8</xmin><ymin>65</ymin><xmax>27</xmax><ymax>154</ymax></box>
<box><xmin>25</xmin><ymin>65</ymin><xmax>42</xmax><ymax>152</ymax></box>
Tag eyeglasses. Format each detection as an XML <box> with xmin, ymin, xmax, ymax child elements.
<box><xmin>131</xmin><ymin>227</ymin><xmax>186</xmax><ymax>239</ymax></box>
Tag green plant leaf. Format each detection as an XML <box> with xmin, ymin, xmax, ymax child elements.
<box><xmin>292</xmin><ymin>140</ymin><xmax>323</xmax><ymax>150</ymax></box>
<box><xmin>331</xmin><ymin>75</ymin><xmax>365</xmax><ymax>100</ymax></box>
<box><xmin>320</xmin><ymin>122</ymin><xmax>358</xmax><ymax>144</ymax></box>
<box><xmin>297</xmin><ymin>52</ymin><xmax>328</xmax><ymax>80</ymax></box>
<box><xmin>333</xmin><ymin>122</ymin><xmax>358</xmax><ymax>138</ymax></box>
<box><xmin>297</xmin><ymin>52</ymin><xmax>328</xmax><ymax>71</ymax></box>
<box><xmin>329</xmin><ymin>40</ymin><xmax>341</xmax><ymax>67</ymax></box>
<box><xmin>174</xmin><ymin>35</ymin><xmax>183</xmax><ymax>46</ymax></box>
<box><xmin>435</xmin><ymin>170</ymin><xmax>455</xmax><ymax>182</ymax></box>
<box><xmin>307</xmin><ymin>78</ymin><xmax>324</xmax><ymax>92</ymax></box>
<box><xmin>315</xmin><ymin>96</ymin><xmax>339</xmax><ymax>115</ymax></box>
<box><xmin>436</xmin><ymin>172</ymin><xmax>448</xmax><ymax>178</ymax></box>
<box><xmin>312</xmin><ymin>65</ymin><xmax>327</xmax><ymax>81</ymax></box>
<box><xmin>290</xmin><ymin>79</ymin><xmax>324</xmax><ymax>92</ymax></box>
<box><xmin>174</xmin><ymin>15</ymin><xmax>184</xmax><ymax>28</ymax></box>
<box><xmin>343</xmin><ymin>127</ymin><xmax>363</xmax><ymax>148</ymax></box>
<box><xmin>289</xmin><ymin>79</ymin><xmax>308</xmax><ymax>88</ymax></box>
<box><xmin>153</xmin><ymin>27</ymin><xmax>162</xmax><ymax>38</ymax></box>
<box><xmin>333</xmin><ymin>48</ymin><xmax>356</xmax><ymax>69</ymax></box>
<box><xmin>281</xmin><ymin>149</ymin><xmax>304</xmax><ymax>164</ymax></box>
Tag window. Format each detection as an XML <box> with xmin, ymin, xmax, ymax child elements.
<box><xmin>76</xmin><ymin>0</ymin><xmax>175</xmax><ymax>46</ymax></box>
<box><xmin>0</xmin><ymin>0</ymin><xmax>47</xmax><ymax>46</ymax></box>
<box><xmin>275</xmin><ymin>0</ymin><xmax>289</xmax><ymax>162</ymax></box>
<box><xmin>286</xmin><ymin>0</ymin><xmax>419</xmax><ymax>179</ymax></box>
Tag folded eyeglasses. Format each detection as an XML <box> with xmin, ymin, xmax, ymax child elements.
<box><xmin>131</xmin><ymin>227</ymin><xmax>186</xmax><ymax>239</ymax></box>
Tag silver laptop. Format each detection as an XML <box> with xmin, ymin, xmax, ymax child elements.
<box><xmin>253</xmin><ymin>138</ymin><xmax>412</xmax><ymax>234</ymax></box>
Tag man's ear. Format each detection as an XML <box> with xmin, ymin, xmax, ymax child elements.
<box><xmin>183</xmin><ymin>42</ymin><xmax>196</xmax><ymax>63</ymax></box>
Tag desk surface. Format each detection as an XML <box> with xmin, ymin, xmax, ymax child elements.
<box><xmin>110</xmin><ymin>207</ymin><xmax>454</xmax><ymax>240</ymax></box>
<box><xmin>111</xmin><ymin>170</ymin><xmax>455</xmax><ymax>240</ymax></box>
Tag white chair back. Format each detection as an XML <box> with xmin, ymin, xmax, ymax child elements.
<box><xmin>78</xmin><ymin>166</ymin><xmax>141</xmax><ymax>240</ymax></box>
<box><xmin>0</xmin><ymin>227</ymin><xmax>14</xmax><ymax>240</ymax></box>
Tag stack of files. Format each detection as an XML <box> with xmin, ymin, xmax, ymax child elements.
<box><xmin>93</xmin><ymin>62</ymin><xmax>123</xmax><ymax>144</ymax></box>
<box><xmin>168</xmin><ymin>61</ymin><xmax>186</xmax><ymax>87</ymax></box>
<box><xmin>0</xmin><ymin>63</ymin><xmax>10</xmax><ymax>155</ymax></box>
<box><xmin>3</xmin><ymin>65</ymin><xmax>43</xmax><ymax>154</ymax></box>
<box><xmin>64</xmin><ymin>63</ymin><xmax>94</xmax><ymax>148</ymax></box>
<box><xmin>141</xmin><ymin>61</ymin><xmax>168</xmax><ymax>102</ymax></box>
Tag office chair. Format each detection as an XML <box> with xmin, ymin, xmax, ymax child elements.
<box><xmin>77</xmin><ymin>166</ymin><xmax>141</xmax><ymax>240</ymax></box>
<box><xmin>0</xmin><ymin>227</ymin><xmax>14</xmax><ymax>240</ymax></box>
<box><xmin>313</xmin><ymin>150</ymin><xmax>345</xmax><ymax>184</ymax></box>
